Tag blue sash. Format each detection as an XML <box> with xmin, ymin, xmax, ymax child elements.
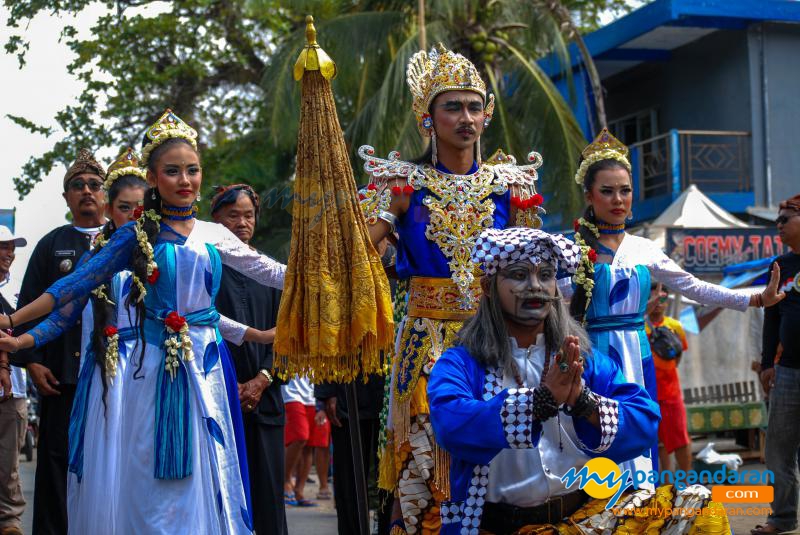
<box><xmin>146</xmin><ymin>306</ymin><xmax>220</xmax><ymax>480</ymax></box>
<box><xmin>585</xmin><ymin>312</ymin><xmax>644</xmax><ymax>332</ymax></box>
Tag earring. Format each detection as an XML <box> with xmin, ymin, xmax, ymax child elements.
<box><xmin>475</xmin><ymin>136</ymin><xmax>482</xmax><ymax>166</ymax></box>
<box><xmin>196</xmin><ymin>193</ymin><xmax>202</xmax><ymax>202</ymax></box>
<box><xmin>588</xmin><ymin>206</ymin><xmax>594</xmax><ymax>219</ymax></box>
<box><xmin>431</xmin><ymin>131</ymin><xmax>438</xmax><ymax>166</ymax></box>
<box><xmin>483</xmin><ymin>117</ymin><xmax>490</xmax><ymax>128</ymax></box>
<box><xmin>151</xmin><ymin>189</ymin><xmax>157</xmax><ymax>201</ymax></box>
<box><xmin>627</xmin><ymin>211</ymin><xmax>633</xmax><ymax>221</ymax></box>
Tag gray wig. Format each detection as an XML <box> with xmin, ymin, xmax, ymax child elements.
<box><xmin>457</xmin><ymin>273</ymin><xmax>592</xmax><ymax>370</ymax></box>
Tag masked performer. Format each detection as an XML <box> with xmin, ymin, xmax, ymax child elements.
<box><xmin>565</xmin><ymin>129</ymin><xmax>785</xmax><ymax>476</ymax></box>
<box><xmin>360</xmin><ymin>45</ymin><xmax>545</xmax><ymax>534</ymax></box>
<box><xmin>0</xmin><ymin>110</ymin><xmax>286</xmax><ymax>535</ymax></box>
<box><xmin>428</xmin><ymin>227</ymin><xmax>728</xmax><ymax>535</ymax></box>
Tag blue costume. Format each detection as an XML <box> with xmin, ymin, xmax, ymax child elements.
<box><xmin>428</xmin><ymin>344</ymin><xmax>659</xmax><ymax>535</ymax></box>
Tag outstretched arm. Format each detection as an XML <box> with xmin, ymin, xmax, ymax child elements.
<box><xmin>0</xmin><ymin>225</ymin><xmax>135</xmax><ymax>331</ymax></box>
<box><xmin>214</xmin><ymin>225</ymin><xmax>286</xmax><ymax>289</ymax></box>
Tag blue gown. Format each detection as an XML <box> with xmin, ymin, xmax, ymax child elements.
<box><xmin>428</xmin><ymin>344</ymin><xmax>659</xmax><ymax>535</ymax></box>
<box><xmin>28</xmin><ymin>219</ymin><xmax>285</xmax><ymax>534</ymax></box>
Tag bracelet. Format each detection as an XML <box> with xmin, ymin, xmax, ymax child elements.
<box><xmin>563</xmin><ymin>387</ymin><xmax>599</xmax><ymax>419</ymax></box>
<box><xmin>4</xmin><ymin>314</ymin><xmax>13</xmax><ymax>331</ymax></box>
<box><xmin>377</xmin><ymin>210</ymin><xmax>398</xmax><ymax>234</ymax></box>
<box><xmin>532</xmin><ymin>386</ymin><xmax>560</xmax><ymax>422</ymax></box>
<box><xmin>756</xmin><ymin>293</ymin><xmax>764</xmax><ymax>308</ymax></box>
<box><xmin>0</xmin><ymin>362</ymin><xmax>11</xmax><ymax>372</ymax></box>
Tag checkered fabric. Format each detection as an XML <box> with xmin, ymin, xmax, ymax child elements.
<box><xmin>440</xmin><ymin>500</ymin><xmax>463</xmax><ymax>525</ymax></box>
<box><xmin>471</xmin><ymin>227</ymin><xmax>581</xmax><ymax>277</ymax></box>
<box><xmin>501</xmin><ymin>388</ymin><xmax>535</xmax><ymax>449</ymax></box>
<box><xmin>460</xmin><ymin>464</ymin><xmax>490</xmax><ymax>535</ymax></box>
<box><xmin>594</xmin><ymin>394</ymin><xmax>619</xmax><ymax>452</ymax></box>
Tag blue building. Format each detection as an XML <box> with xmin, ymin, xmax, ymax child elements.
<box><xmin>542</xmin><ymin>0</ymin><xmax>800</xmax><ymax>224</ymax></box>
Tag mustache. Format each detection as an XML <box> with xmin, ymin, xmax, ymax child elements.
<box><xmin>510</xmin><ymin>291</ymin><xmax>561</xmax><ymax>302</ymax></box>
<box><xmin>456</xmin><ymin>126</ymin><xmax>475</xmax><ymax>135</ymax></box>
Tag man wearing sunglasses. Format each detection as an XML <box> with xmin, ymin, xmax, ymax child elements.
<box><xmin>11</xmin><ymin>148</ymin><xmax>106</xmax><ymax>535</ymax></box>
<box><xmin>756</xmin><ymin>194</ymin><xmax>800</xmax><ymax>535</ymax></box>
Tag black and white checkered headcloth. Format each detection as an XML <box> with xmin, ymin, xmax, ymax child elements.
<box><xmin>471</xmin><ymin>227</ymin><xmax>581</xmax><ymax>276</ymax></box>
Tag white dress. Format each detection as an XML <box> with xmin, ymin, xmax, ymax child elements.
<box><xmin>30</xmin><ymin>219</ymin><xmax>285</xmax><ymax>534</ymax></box>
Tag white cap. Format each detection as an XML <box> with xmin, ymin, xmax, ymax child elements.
<box><xmin>0</xmin><ymin>226</ymin><xmax>26</xmax><ymax>247</ymax></box>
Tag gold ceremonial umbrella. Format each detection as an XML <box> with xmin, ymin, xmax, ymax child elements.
<box><xmin>273</xmin><ymin>16</ymin><xmax>394</xmax><ymax>383</ymax></box>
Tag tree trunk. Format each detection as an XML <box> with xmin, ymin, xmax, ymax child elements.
<box><xmin>544</xmin><ymin>1</ymin><xmax>607</xmax><ymax>129</ymax></box>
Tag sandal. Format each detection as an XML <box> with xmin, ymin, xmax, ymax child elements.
<box><xmin>283</xmin><ymin>491</ymin><xmax>297</xmax><ymax>506</ymax></box>
<box><xmin>751</xmin><ymin>524</ymin><xmax>780</xmax><ymax>535</ymax></box>
<box><xmin>316</xmin><ymin>489</ymin><xmax>332</xmax><ymax>500</ymax></box>
<box><xmin>294</xmin><ymin>499</ymin><xmax>318</xmax><ymax>507</ymax></box>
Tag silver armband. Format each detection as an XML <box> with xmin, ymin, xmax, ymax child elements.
<box><xmin>377</xmin><ymin>210</ymin><xmax>398</xmax><ymax>233</ymax></box>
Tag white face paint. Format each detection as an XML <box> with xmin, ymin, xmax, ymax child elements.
<box><xmin>495</xmin><ymin>260</ymin><xmax>558</xmax><ymax>327</ymax></box>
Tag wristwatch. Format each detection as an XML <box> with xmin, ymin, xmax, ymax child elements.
<box><xmin>259</xmin><ymin>368</ymin><xmax>273</xmax><ymax>385</ymax></box>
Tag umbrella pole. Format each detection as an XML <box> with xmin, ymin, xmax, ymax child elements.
<box><xmin>346</xmin><ymin>382</ymin><xmax>370</xmax><ymax>535</ymax></box>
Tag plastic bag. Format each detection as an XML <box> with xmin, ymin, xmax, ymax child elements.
<box><xmin>696</xmin><ymin>442</ymin><xmax>743</xmax><ymax>471</ymax></box>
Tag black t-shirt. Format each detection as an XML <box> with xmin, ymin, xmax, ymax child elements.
<box><xmin>14</xmin><ymin>225</ymin><xmax>95</xmax><ymax>383</ymax></box>
<box><xmin>762</xmin><ymin>252</ymin><xmax>800</xmax><ymax>369</ymax></box>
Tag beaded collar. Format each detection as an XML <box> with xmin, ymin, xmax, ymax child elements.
<box><xmin>161</xmin><ymin>203</ymin><xmax>197</xmax><ymax>221</ymax></box>
<box><xmin>595</xmin><ymin>219</ymin><xmax>625</xmax><ymax>234</ymax></box>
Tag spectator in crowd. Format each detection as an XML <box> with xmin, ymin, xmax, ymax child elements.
<box><xmin>283</xmin><ymin>375</ymin><xmax>329</xmax><ymax>507</ymax></box>
<box><xmin>754</xmin><ymin>194</ymin><xmax>800</xmax><ymax>535</ymax></box>
<box><xmin>12</xmin><ymin>148</ymin><xmax>106</xmax><ymax>534</ymax></box>
<box><xmin>645</xmin><ymin>282</ymin><xmax>692</xmax><ymax>473</ymax></box>
<box><xmin>316</xmin><ymin>370</ymin><xmax>390</xmax><ymax>534</ymax></box>
<box><xmin>212</xmin><ymin>184</ymin><xmax>288</xmax><ymax>535</ymax></box>
<box><xmin>0</xmin><ymin>226</ymin><xmax>28</xmax><ymax>535</ymax></box>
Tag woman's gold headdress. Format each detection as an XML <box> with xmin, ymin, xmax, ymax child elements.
<box><xmin>141</xmin><ymin>109</ymin><xmax>198</xmax><ymax>166</ymax></box>
<box><xmin>574</xmin><ymin>128</ymin><xmax>631</xmax><ymax>185</ymax></box>
<box><xmin>104</xmin><ymin>147</ymin><xmax>147</xmax><ymax>190</ymax></box>
<box><xmin>406</xmin><ymin>44</ymin><xmax>495</xmax><ymax>137</ymax></box>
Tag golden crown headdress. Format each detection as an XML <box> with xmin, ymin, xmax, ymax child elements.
<box><xmin>104</xmin><ymin>147</ymin><xmax>147</xmax><ymax>190</ymax></box>
<box><xmin>141</xmin><ymin>109</ymin><xmax>198</xmax><ymax>166</ymax></box>
<box><xmin>574</xmin><ymin>128</ymin><xmax>631</xmax><ymax>185</ymax></box>
<box><xmin>406</xmin><ymin>44</ymin><xmax>495</xmax><ymax>137</ymax></box>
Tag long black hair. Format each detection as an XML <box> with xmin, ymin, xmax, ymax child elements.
<box><xmin>89</xmin><ymin>173</ymin><xmax>146</xmax><ymax>404</ymax></box>
<box><xmin>569</xmin><ymin>158</ymin><xmax>632</xmax><ymax>319</ymax></box>
<box><xmin>129</xmin><ymin>137</ymin><xmax>200</xmax><ymax>380</ymax></box>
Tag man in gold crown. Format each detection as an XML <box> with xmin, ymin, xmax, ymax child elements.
<box><xmin>359</xmin><ymin>44</ymin><xmax>546</xmax><ymax>534</ymax></box>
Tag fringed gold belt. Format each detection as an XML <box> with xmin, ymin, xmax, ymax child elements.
<box><xmin>407</xmin><ymin>276</ymin><xmax>482</xmax><ymax>321</ymax></box>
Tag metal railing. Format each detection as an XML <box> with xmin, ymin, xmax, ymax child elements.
<box><xmin>629</xmin><ymin>130</ymin><xmax>751</xmax><ymax>200</ymax></box>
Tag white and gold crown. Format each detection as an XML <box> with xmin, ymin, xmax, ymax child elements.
<box><xmin>141</xmin><ymin>109</ymin><xmax>198</xmax><ymax>165</ymax></box>
<box><xmin>104</xmin><ymin>147</ymin><xmax>147</xmax><ymax>190</ymax></box>
<box><xmin>406</xmin><ymin>44</ymin><xmax>495</xmax><ymax>137</ymax></box>
<box><xmin>574</xmin><ymin>128</ymin><xmax>631</xmax><ymax>185</ymax></box>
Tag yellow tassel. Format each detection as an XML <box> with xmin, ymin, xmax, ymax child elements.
<box><xmin>432</xmin><ymin>440</ymin><xmax>451</xmax><ymax>500</ymax></box>
<box><xmin>378</xmin><ymin>440</ymin><xmax>398</xmax><ymax>492</ymax></box>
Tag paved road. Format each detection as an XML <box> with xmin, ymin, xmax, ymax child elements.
<box><xmin>15</xmin><ymin>449</ymin><xmax>780</xmax><ymax>535</ymax></box>
<box><xmin>19</xmin><ymin>454</ymin><xmax>339</xmax><ymax>534</ymax></box>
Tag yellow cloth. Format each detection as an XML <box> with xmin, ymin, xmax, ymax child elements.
<box><xmin>273</xmin><ymin>68</ymin><xmax>394</xmax><ymax>382</ymax></box>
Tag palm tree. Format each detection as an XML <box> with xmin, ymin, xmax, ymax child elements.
<box><xmin>260</xmin><ymin>0</ymin><xmax>587</xmax><ymax>218</ymax></box>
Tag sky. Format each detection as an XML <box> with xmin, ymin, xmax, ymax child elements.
<box><xmin>0</xmin><ymin>4</ymin><xmax>109</xmax><ymax>277</ymax></box>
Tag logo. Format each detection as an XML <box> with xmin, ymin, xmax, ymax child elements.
<box><xmin>562</xmin><ymin>458</ymin><xmax>774</xmax><ymax>510</ymax></box>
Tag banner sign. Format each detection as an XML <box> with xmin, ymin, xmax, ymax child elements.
<box><xmin>0</xmin><ymin>209</ymin><xmax>14</xmax><ymax>232</ymax></box>
<box><xmin>666</xmin><ymin>227</ymin><xmax>789</xmax><ymax>274</ymax></box>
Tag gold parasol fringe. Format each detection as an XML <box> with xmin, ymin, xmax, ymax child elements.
<box><xmin>274</xmin><ymin>17</ymin><xmax>394</xmax><ymax>382</ymax></box>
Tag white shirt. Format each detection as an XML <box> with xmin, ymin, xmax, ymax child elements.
<box><xmin>0</xmin><ymin>273</ymin><xmax>27</xmax><ymax>398</ymax></box>
<box><xmin>281</xmin><ymin>375</ymin><xmax>315</xmax><ymax>406</ymax></box>
<box><xmin>486</xmin><ymin>335</ymin><xmax>590</xmax><ymax>507</ymax></box>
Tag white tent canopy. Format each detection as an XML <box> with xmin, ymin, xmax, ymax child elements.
<box><xmin>636</xmin><ymin>184</ymin><xmax>749</xmax><ymax>249</ymax></box>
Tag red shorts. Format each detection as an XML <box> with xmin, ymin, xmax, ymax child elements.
<box><xmin>657</xmin><ymin>398</ymin><xmax>691</xmax><ymax>453</ymax></box>
<box><xmin>284</xmin><ymin>401</ymin><xmax>330</xmax><ymax>448</ymax></box>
